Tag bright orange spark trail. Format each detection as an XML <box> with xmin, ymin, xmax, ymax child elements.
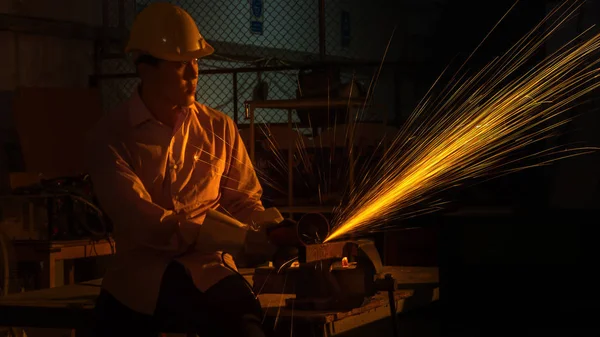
<box><xmin>325</xmin><ymin>1</ymin><xmax>600</xmax><ymax>242</ymax></box>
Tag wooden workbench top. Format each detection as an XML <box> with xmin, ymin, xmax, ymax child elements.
<box><xmin>0</xmin><ymin>266</ymin><xmax>439</xmax><ymax>333</ymax></box>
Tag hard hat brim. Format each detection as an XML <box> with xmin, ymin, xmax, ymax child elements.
<box><xmin>159</xmin><ymin>43</ymin><xmax>215</xmax><ymax>62</ymax></box>
<box><xmin>126</xmin><ymin>42</ymin><xmax>215</xmax><ymax>63</ymax></box>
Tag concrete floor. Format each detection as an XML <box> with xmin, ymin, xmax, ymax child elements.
<box><xmin>11</xmin><ymin>301</ymin><xmax>600</xmax><ymax>337</ymax></box>
<box><xmin>5</xmin><ymin>304</ymin><xmax>441</xmax><ymax>337</ymax></box>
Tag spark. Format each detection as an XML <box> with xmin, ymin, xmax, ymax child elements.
<box><xmin>256</xmin><ymin>123</ymin><xmax>317</xmax><ymax>200</ymax></box>
<box><xmin>254</xmin><ymin>267</ymin><xmax>273</xmax><ymax>296</ymax></box>
<box><xmin>325</xmin><ymin>1</ymin><xmax>600</xmax><ymax>242</ymax></box>
<box><xmin>188</xmin><ymin>142</ymin><xmax>285</xmax><ymax>196</ymax></box>
<box><xmin>262</xmin><ymin>296</ymin><xmax>275</xmax><ymax>324</ymax></box>
<box><xmin>273</xmin><ymin>272</ymin><xmax>288</xmax><ymax>331</ymax></box>
<box><xmin>277</xmin><ymin>257</ymin><xmax>299</xmax><ymax>274</ymax></box>
<box><xmin>290</xmin><ymin>289</ymin><xmax>295</xmax><ymax>337</ymax></box>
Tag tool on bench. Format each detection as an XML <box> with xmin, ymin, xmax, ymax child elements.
<box><xmin>259</xmin><ymin>213</ymin><xmax>401</xmax><ymax>335</ymax></box>
<box><xmin>197</xmin><ymin>209</ymin><xmax>401</xmax><ymax>335</ymax></box>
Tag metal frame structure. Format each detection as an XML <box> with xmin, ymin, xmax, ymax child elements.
<box><xmin>243</xmin><ymin>98</ymin><xmax>388</xmax><ymax>210</ymax></box>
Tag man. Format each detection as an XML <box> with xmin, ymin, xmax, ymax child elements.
<box><xmin>86</xmin><ymin>3</ymin><xmax>280</xmax><ymax>336</ymax></box>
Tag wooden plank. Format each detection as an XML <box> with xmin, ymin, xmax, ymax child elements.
<box><xmin>0</xmin><ymin>281</ymin><xmax>100</xmax><ymax>307</ymax></box>
<box><xmin>13</xmin><ymin>239</ymin><xmax>115</xmax><ymax>262</ymax></box>
<box><xmin>0</xmin><ymin>14</ymin><xmax>120</xmax><ymax>41</ymax></box>
<box><xmin>328</xmin><ymin>297</ymin><xmax>407</xmax><ymax>336</ymax></box>
<box><xmin>239</xmin><ymin>268</ymin><xmax>255</xmax><ymax>286</ymax></box>
<box><xmin>39</xmin><ymin>254</ymin><xmax>56</xmax><ymax>288</ymax></box>
<box><xmin>0</xmin><ymin>282</ymin><xmax>411</xmax><ymax>322</ymax></box>
<box><xmin>253</xmin><ymin>266</ymin><xmax>438</xmax><ymax>295</ymax></box>
<box><xmin>14</xmin><ymin>239</ymin><xmax>110</xmax><ymax>248</ymax></box>
<box><xmin>333</xmin><ymin>291</ymin><xmax>413</xmax><ymax>321</ymax></box>
<box><xmin>258</xmin><ymin>289</ymin><xmax>436</xmax><ymax>337</ymax></box>
<box><xmin>246</xmin><ymin>98</ymin><xmax>382</xmax><ymax>110</ymax></box>
<box><xmin>379</xmin><ymin>266</ymin><xmax>439</xmax><ymax>286</ymax></box>
<box><xmin>65</xmin><ymin>260</ymin><xmax>75</xmax><ymax>285</ymax></box>
<box><xmin>53</xmin><ymin>241</ymin><xmax>114</xmax><ymax>260</ymax></box>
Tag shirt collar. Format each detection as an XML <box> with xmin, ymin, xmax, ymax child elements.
<box><xmin>128</xmin><ymin>87</ymin><xmax>155</xmax><ymax>127</ymax></box>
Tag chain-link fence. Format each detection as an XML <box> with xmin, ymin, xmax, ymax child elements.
<box><xmin>124</xmin><ymin>0</ymin><xmax>394</xmax><ymax>62</ymax></box>
<box><xmin>98</xmin><ymin>0</ymin><xmax>397</xmax><ymax>126</ymax></box>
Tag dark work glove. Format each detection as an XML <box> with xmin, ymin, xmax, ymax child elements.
<box><xmin>266</xmin><ymin>218</ymin><xmax>299</xmax><ymax>247</ymax></box>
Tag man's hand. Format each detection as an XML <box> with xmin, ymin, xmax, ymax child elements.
<box><xmin>238</xmin><ymin>208</ymin><xmax>284</xmax><ymax>266</ymax></box>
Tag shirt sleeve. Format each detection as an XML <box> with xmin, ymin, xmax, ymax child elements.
<box><xmin>219</xmin><ymin>118</ymin><xmax>265</xmax><ymax>224</ymax></box>
<box><xmin>85</xmin><ymin>135</ymin><xmax>199</xmax><ymax>256</ymax></box>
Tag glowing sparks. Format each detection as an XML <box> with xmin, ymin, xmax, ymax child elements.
<box><xmin>325</xmin><ymin>1</ymin><xmax>600</xmax><ymax>242</ymax></box>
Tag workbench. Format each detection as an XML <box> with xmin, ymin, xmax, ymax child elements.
<box><xmin>13</xmin><ymin>238</ymin><xmax>114</xmax><ymax>289</ymax></box>
<box><xmin>0</xmin><ymin>266</ymin><xmax>438</xmax><ymax>336</ymax></box>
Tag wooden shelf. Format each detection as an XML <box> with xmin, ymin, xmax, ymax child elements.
<box><xmin>244</xmin><ymin>98</ymin><xmax>378</xmax><ymax>111</ymax></box>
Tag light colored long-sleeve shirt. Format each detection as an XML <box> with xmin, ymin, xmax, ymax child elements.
<box><xmin>85</xmin><ymin>88</ymin><xmax>264</xmax><ymax>315</ymax></box>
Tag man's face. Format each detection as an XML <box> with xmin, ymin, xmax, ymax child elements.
<box><xmin>141</xmin><ymin>58</ymin><xmax>199</xmax><ymax>107</ymax></box>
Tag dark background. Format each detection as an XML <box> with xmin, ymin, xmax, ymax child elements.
<box><xmin>407</xmin><ymin>1</ymin><xmax>600</xmax><ymax>335</ymax></box>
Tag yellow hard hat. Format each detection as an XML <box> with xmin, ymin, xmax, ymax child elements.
<box><xmin>126</xmin><ymin>2</ymin><xmax>214</xmax><ymax>62</ymax></box>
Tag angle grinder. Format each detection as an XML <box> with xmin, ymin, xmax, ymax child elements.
<box><xmin>266</xmin><ymin>212</ymin><xmax>330</xmax><ymax>268</ymax></box>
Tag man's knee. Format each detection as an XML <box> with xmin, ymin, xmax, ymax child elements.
<box><xmin>94</xmin><ymin>289</ymin><xmax>157</xmax><ymax>337</ymax></box>
<box><xmin>204</xmin><ymin>275</ymin><xmax>266</xmax><ymax>336</ymax></box>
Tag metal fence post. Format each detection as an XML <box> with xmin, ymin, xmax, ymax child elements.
<box><xmin>319</xmin><ymin>0</ymin><xmax>326</xmax><ymax>60</ymax></box>
<box><xmin>233</xmin><ymin>72</ymin><xmax>239</xmax><ymax>126</ymax></box>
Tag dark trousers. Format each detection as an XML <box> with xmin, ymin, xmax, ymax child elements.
<box><xmin>93</xmin><ymin>261</ymin><xmax>266</xmax><ymax>337</ymax></box>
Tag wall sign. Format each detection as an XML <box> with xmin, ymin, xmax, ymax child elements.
<box><xmin>250</xmin><ymin>0</ymin><xmax>264</xmax><ymax>35</ymax></box>
<box><xmin>341</xmin><ymin>10</ymin><xmax>351</xmax><ymax>47</ymax></box>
